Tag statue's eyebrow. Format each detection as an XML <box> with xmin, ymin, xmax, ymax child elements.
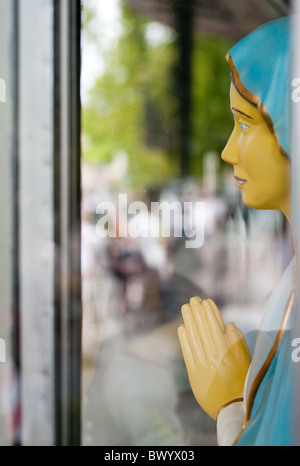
<box><xmin>231</xmin><ymin>107</ymin><xmax>254</xmax><ymax>120</ymax></box>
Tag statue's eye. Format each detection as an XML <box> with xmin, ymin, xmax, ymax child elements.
<box><xmin>240</xmin><ymin>122</ymin><xmax>250</xmax><ymax>132</ymax></box>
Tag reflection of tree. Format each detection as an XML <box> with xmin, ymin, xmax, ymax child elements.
<box><xmin>172</xmin><ymin>0</ymin><xmax>195</xmax><ymax>177</ymax></box>
<box><xmin>82</xmin><ymin>0</ymin><xmax>234</xmax><ymax>188</ymax></box>
<box><xmin>83</xmin><ymin>1</ymin><xmax>176</xmax><ymax>190</ymax></box>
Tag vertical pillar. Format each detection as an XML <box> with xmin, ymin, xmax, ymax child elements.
<box><xmin>0</xmin><ymin>0</ymin><xmax>17</xmax><ymax>446</ymax></box>
<box><xmin>53</xmin><ymin>0</ymin><xmax>82</xmax><ymax>446</ymax></box>
<box><xmin>19</xmin><ymin>0</ymin><xmax>55</xmax><ymax>446</ymax></box>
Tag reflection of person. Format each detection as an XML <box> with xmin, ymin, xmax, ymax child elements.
<box><xmin>178</xmin><ymin>16</ymin><xmax>298</xmax><ymax>446</ymax></box>
<box><xmin>82</xmin><ymin>271</ymin><xmax>218</xmax><ymax>446</ymax></box>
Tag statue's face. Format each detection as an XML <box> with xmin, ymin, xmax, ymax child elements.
<box><xmin>221</xmin><ymin>84</ymin><xmax>291</xmax><ymax>214</ymax></box>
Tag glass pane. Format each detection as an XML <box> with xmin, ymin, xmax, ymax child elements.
<box><xmin>80</xmin><ymin>0</ymin><xmax>291</xmax><ymax>447</ymax></box>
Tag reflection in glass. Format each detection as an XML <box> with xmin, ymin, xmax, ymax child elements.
<box><xmin>80</xmin><ymin>0</ymin><xmax>289</xmax><ymax>446</ymax></box>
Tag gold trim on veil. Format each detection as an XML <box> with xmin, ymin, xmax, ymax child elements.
<box><xmin>226</xmin><ymin>53</ymin><xmax>290</xmax><ymax>160</ymax></box>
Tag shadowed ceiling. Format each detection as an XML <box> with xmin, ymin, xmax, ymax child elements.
<box><xmin>125</xmin><ymin>0</ymin><xmax>289</xmax><ymax>41</ymax></box>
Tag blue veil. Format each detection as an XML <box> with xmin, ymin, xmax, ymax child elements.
<box><xmin>225</xmin><ymin>16</ymin><xmax>299</xmax><ymax>446</ymax></box>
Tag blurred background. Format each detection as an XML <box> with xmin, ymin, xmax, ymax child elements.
<box><xmin>80</xmin><ymin>0</ymin><xmax>292</xmax><ymax>446</ymax></box>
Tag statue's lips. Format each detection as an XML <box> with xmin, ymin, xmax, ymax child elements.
<box><xmin>234</xmin><ymin>175</ymin><xmax>247</xmax><ymax>187</ymax></box>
